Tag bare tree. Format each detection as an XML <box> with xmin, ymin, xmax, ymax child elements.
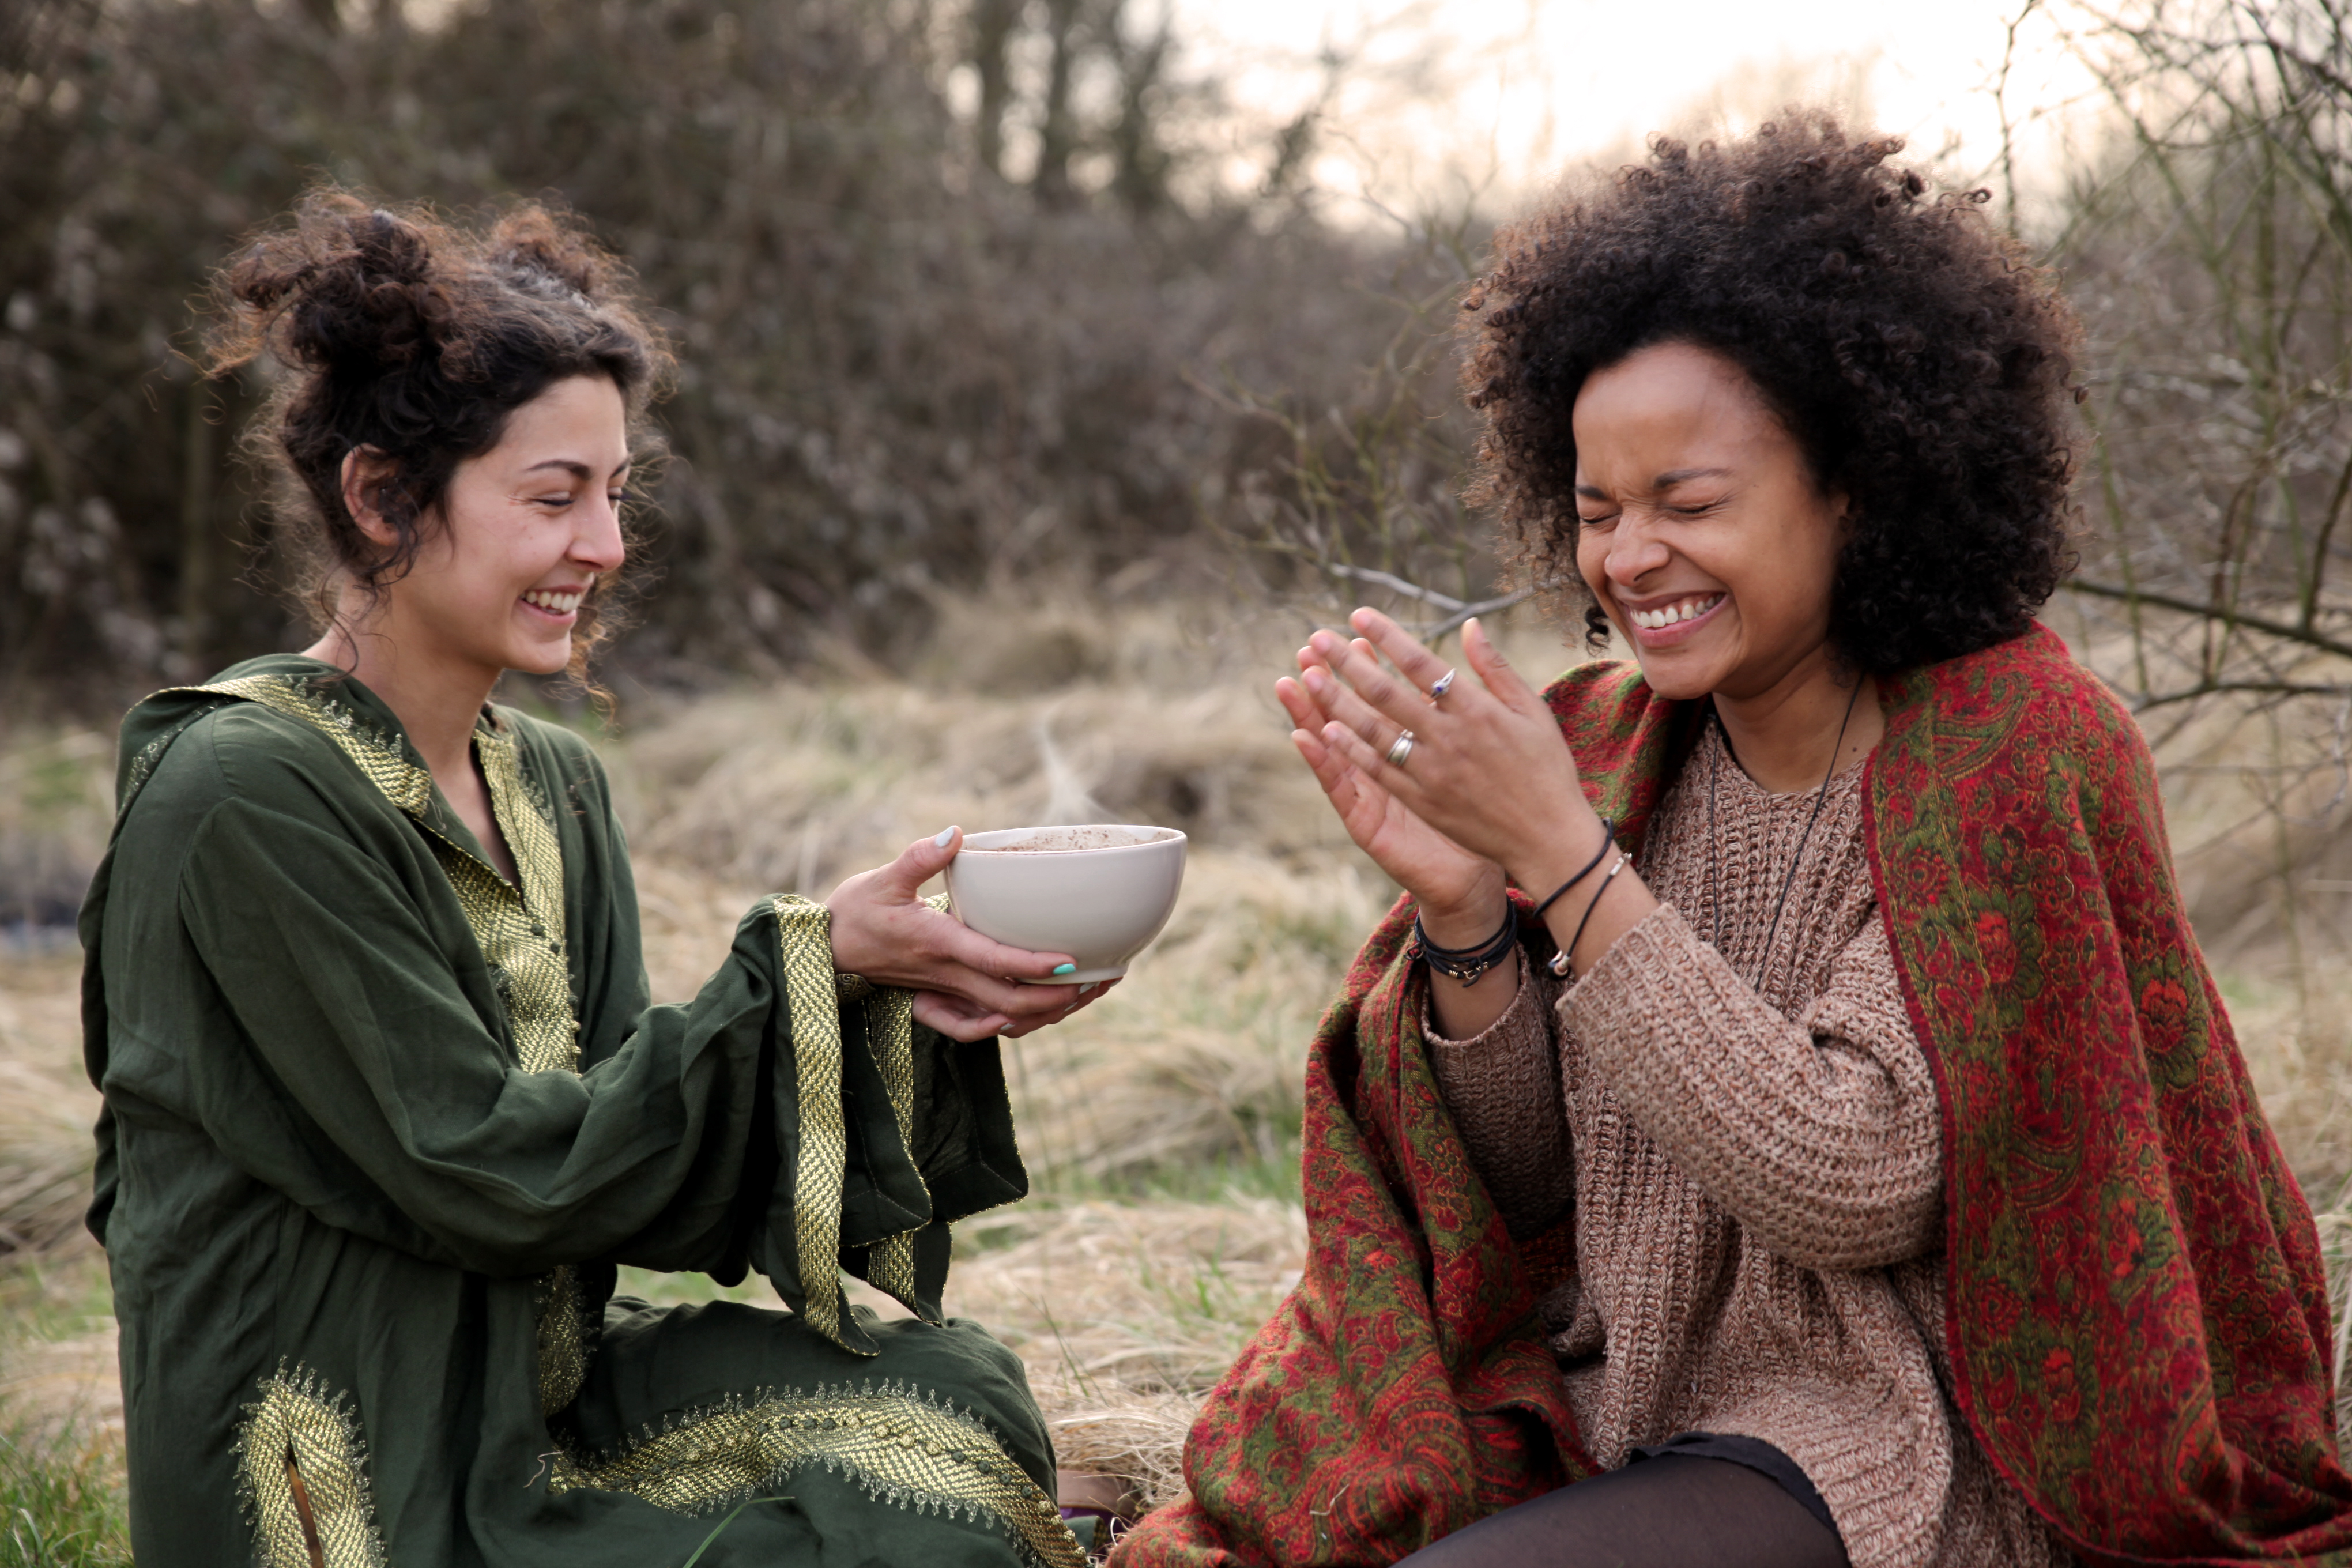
<box><xmin>969</xmin><ymin>0</ymin><xmax>1026</xmax><ymax>179</ymax></box>
<box><xmin>2054</xmin><ymin>0</ymin><xmax>2352</xmax><ymax>713</ymax></box>
<box><xmin>2026</xmin><ymin>0</ymin><xmax>2352</xmax><ymax>1014</ymax></box>
<box><xmin>1032</xmin><ymin>0</ymin><xmax>1085</xmax><ymax>205</ymax></box>
<box><xmin>1106</xmin><ymin>0</ymin><xmax>1176</xmax><ymax>217</ymax></box>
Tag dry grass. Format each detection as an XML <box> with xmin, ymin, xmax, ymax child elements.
<box><xmin>0</xmin><ymin>954</ymin><xmax>93</xmax><ymax>1260</ymax></box>
<box><xmin>3</xmin><ymin>597</ymin><xmax>2350</xmax><ymax>1520</ymax></box>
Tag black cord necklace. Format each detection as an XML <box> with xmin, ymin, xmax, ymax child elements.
<box><xmin>1706</xmin><ymin>678</ymin><xmax>1864</xmax><ymax>993</ymax></box>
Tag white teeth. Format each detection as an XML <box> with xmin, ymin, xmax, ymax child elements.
<box><xmin>524</xmin><ymin>590</ymin><xmax>583</xmax><ymax>615</ymax></box>
<box><xmin>1631</xmin><ymin>595</ymin><xmax>1721</xmax><ymax>630</ymax></box>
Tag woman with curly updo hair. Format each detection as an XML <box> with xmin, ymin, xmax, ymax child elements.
<box><xmin>1117</xmin><ymin>116</ymin><xmax>2352</xmax><ymax>1568</ymax></box>
<box><xmin>80</xmin><ymin>191</ymin><xmax>1104</xmax><ymax>1568</ymax></box>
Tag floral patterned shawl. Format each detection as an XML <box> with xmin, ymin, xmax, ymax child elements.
<box><xmin>1111</xmin><ymin>625</ymin><xmax>2352</xmax><ymax>1567</ymax></box>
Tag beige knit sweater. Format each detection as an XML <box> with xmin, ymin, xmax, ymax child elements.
<box><xmin>1426</xmin><ymin>722</ymin><xmax>2075</xmax><ymax>1568</ymax></box>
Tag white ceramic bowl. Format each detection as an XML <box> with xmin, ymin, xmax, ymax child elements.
<box><xmin>944</xmin><ymin>824</ymin><xmax>1188</xmax><ymax>983</ymax></box>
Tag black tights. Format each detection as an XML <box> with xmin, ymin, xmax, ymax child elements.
<box><xmin>1393</xmin><ymin>1457</ymin><xmax>1851</xmax><ymax>1568</ymax></box>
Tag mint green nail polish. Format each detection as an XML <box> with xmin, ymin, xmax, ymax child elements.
<box><xmin>1052</xmin><ymin>963</ymin><xmax>1076</xmax><ymax>975</ymax></box>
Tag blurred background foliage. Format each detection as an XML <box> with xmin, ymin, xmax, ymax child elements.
<box><xmin>0</xmin><ymin>0</ymin><xmax>1451</xmax><ymax>709</ymax></box>
<box><xmin>1</xmin><ymin>0</ymin><xmax>2349</xmax><ymax>944</ymax></box>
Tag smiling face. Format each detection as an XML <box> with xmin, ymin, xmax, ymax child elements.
<box><xmin>1571</xmin><ymin>341</ymin><xmax>1847</xmax><ymax>704</ymax></box>
<box><xmin>380</xmin><ymin>373</ymin><xmax>631</xmax><ymax>681</ymax></box>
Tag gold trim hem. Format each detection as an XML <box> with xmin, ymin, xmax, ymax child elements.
<box><xmin>232</xmin><ymin>1362</ymin><xmax>388</xmax><ymax>1568</ymax></box>
<box><xmin>548</xmin><ymin>1377</ymin><xmax>1084</xmax><ymax>1568</ymax></box>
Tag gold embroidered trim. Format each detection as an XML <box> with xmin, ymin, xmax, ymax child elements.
<box><xmin>863</xmin><ymin>982</ymin><xmax>922</xmax><ymax>1305</ymax></box>
<box><xmin>233</xmin><ymin>1362</ymin><xmax>387</xmax><ymax>1568</ymax></box>
<box><xmin>548</xmin><ymin>1378</ymin><xmax>1085</xmax><ymax>1568</ymax></box>
<box><xmin>197</xmin><ymin>674</ymin><xmax>435</xmax><ymax>813</ymax></box>
<box><xmin>770</xmin><ymin>895</ymin><xmax>949</xmax><ymax>1344</ymax></box>
<box><xmin>182</xmin><ymin>675</ymin><xmax>580</xmax><ymax>1073</ymax></box>
<box><xmin>772</xmin><ymin>895</ymin><xmax>853</xmax><ymax>1348</ymax></box>
<box><xmin>442</xmin><ymin>722</ymin><xmax>579</xmax><ymax>1076</ymax></box>
<box><xmin>180</xmin><ymin>675</ymin><xmax>590</xmax><ymax>1408</ymax></box>
<box><xmin>535</xmin><ymin>1264</ymin><xmax>594</xmax><ymax>1416</ymax></box>
<box><xmin>870</xmin><ymin>889</ymin><xmax>956</xmax><ymax>1306</ymax></box>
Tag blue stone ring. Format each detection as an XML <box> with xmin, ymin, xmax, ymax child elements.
<box><xmin>1428</xmin><ymin>668</ymin><xmax>1457</xmax><ymax>702</ymax></box>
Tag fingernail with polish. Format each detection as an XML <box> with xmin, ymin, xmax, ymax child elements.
<box><xmin>933</xmin><ymin>826</ymin><xmax>958</xmax><ymax>847</ymax></box>
<box><xmin>1052</xmin><ymin>962</ymin><xmax>1076</xmax><ymax>975</ymax></box>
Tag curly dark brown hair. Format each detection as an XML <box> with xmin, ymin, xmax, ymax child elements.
<box><xmin>206</xmin><ymin>189</ymin><xmax>675</xmax><ymax>686</ymax></box>
<box><xmin>1463</xmin><ymin>113</ymin><xmax>2082</xmax><ymax>671</ymax></box>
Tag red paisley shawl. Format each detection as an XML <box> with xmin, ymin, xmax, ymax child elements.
<box><xmin>1110</xmin><ymin>625</ymin><xmax>2352</xmax><ymax>1568</ymax></box>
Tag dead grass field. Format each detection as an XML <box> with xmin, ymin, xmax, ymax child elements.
<box><xmin>2</xmin><ymin>594</ymin><xmax>2349</xmax><ymax>1541</ymax></box>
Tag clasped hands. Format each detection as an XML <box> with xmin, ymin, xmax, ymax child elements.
<box><xmin>1275</xmin><ymin>608</ymin><xmax>1638</xmax><ymax>983</ymax></box>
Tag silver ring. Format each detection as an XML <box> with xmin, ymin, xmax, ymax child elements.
<box><xmin>1386</xmin><ymin>729</ymin><xmax>1416</xmax><ymax>768</ymax></box>
<box><xmin>1428</xmin><ymin>669</ymin><xmax>1456</xmax><ymax>702</ymax></box>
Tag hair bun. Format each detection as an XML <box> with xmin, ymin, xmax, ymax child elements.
<box><xmin>317</xmin><ymin>202</ymin><xmax>446</xmax><ymax>370</ymax></box>
<box><xmin>212</xmin><ymin>193</ymin><xmax>450</xmax><ymax>376</ymax></box>
<box><xmin>354</xmin><ymin>207</ymin><xmax>433</xmax><ymax>289</ymax></box>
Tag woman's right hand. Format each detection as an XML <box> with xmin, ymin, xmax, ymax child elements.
<box><xmin>826</xmin><ymin>831</ymin><xmax>1102</xmax><ymax>1042</ymax></box>
<box><xmin>1277</xmin><ymin>641</ymin><xmax>1508</xmax><ymax>944</ymax></box>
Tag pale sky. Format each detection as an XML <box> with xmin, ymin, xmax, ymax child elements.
<box><xmin>1167</xmin><ymin>0</ymin><xmax>2106</xmax><ymax>229</ymax></box>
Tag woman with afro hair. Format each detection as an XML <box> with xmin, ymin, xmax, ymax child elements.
<box><xmin>1113</xmin><ymin>115</ymin><xmax>2352</xmax><ymax>1568</ymax></box>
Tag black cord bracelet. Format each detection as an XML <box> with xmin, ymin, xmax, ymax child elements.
<box><xmin>1412</xmin><ymin>905</ymin><xmax>1518</xmax><ymax>985</ymax></box>
<box><xmin>1532</xmin><ymin>819</ymin><xmax>1616</xmax><ymax>920</ymax></box>
<box><xmin>1548</xmin><ymin>850</ymin><xmax>1629</xmax><ymax>979</ymax></box>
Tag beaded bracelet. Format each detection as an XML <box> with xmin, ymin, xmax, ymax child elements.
<box><xmin>1412</xmin><ymin>904</ymin><xmax>1518</xmax><ymax>985</ymax></box>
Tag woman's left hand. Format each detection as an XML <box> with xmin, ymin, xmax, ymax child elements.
<box><xmin>1298</xmin><ymin>609</ymin><xmax>1604</xmax><ymax>892</ymax></box>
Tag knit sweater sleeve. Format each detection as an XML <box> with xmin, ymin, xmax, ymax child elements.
<box><xmin>1423</xmin><ymin>966</ymin><xmax>1573</xmax><ymax>1239</ymax></box>
<box><xmin>1561</xmin><ymin>902</ymin><xmax>1939</xmax><ymax>1271</ymax></box>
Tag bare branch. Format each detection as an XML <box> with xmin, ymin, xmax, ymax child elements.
<box><xmin>1995</xmin><ymin>0</ymin><xmax>2046</xmax><ymax>231</ymax></box>
<box><xmin>1324</xmin><ymin>562</ymin><xmax>1535</xmax><ymax>638</ymax></box>
<box><xmin>1326</xmin><ymin>561</ymin><xmax>1469</xmax><ymax>611</ymax></box>
<box><xmin>2064</xmin><ymin>579</ymin><xmax>2352</xmax><ymax>663</ymax></box>
<box><xmin>2130</xmin><ymin>680</ymin><xmax>2352</xmax><ymax>711</ymax></box>
<box><xmin>1418</xmin><ymin>589</ymin><xmax>1537</xmax><ymax>640</ymax></box>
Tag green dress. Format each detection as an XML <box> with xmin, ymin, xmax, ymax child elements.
<box><xmin>78</xmin><ymin>654</ymin><xmax>1084</xmax><ymax>1568</ymax></box>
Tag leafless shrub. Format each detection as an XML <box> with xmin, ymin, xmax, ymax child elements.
<box><xmin>1207</xmin><ymin>204</ymin><xmax>1531</xmax><ymax>646</ymax></box>
<box><xmin>2049</xmin><ymin>0</ymin><xmax>2352</xmax><ymax>968</ymax></box>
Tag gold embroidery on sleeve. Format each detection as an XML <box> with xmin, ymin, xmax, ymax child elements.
<box><xmin>861</xmin><ymin>983</ymin><xmax>925</xmax><ymax>1307</ymax></box>
<box><xmin>233</xmin><ymin>1363</ymin><xmax>387</xmax><ymax>1568</ymax></box>
<box><xmin>547</xmin><ymin>1379</ymin><xmax>1084</xmax><ymax>1568</ymax></box>
<box><xmin>771</xmin><ymin>896</ymin><xmax>853</xmax><ymax>1348</ymax></box>
<box><xmin>772</xmin><ymin>894</ymin><xmax>951</xmax><ymax>1337</ymax></box>
<box><xmin>868</xmin><ymin>889</ymin><xmax>952</xmax><ymax>1310</ymax></box>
